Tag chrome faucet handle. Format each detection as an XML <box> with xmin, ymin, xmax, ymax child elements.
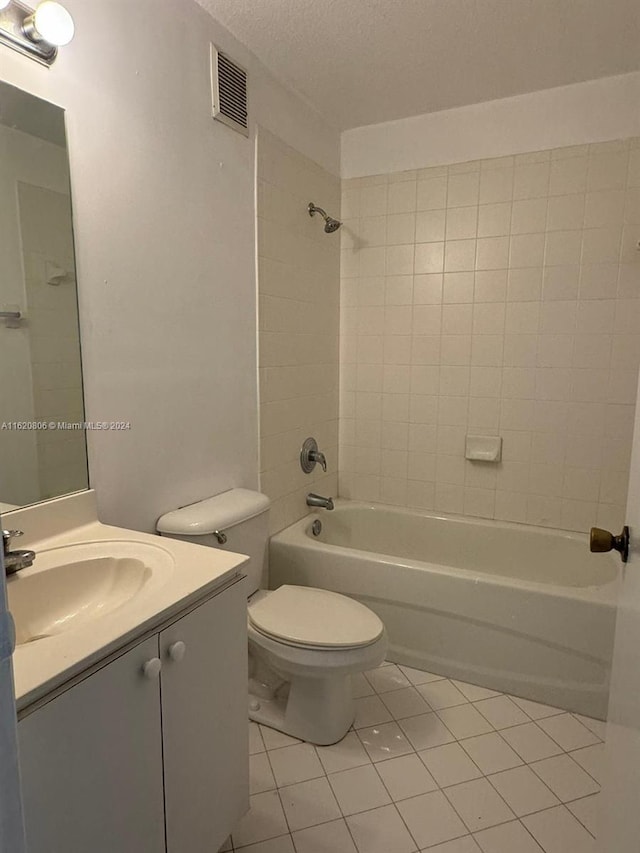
<box><xmin>300</xmin><ymin>437</ymin><xmax>328</xmax><ymax>474</ymax></box>
<box><xmin>2</xmin><ymin>530</ymin><xmax>23</xmax><ymax>553</ymax></box>
<box><xmin>2</xmin><ymin>530</ymin><xmax>35</xmax><ymax>575</ymax></box>
<box><xmin>309</xmin><ymin>449</ymin><xmax>327</xmax><ymax>473</ymax></box>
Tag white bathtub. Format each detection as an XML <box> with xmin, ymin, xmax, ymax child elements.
<box><xmin>269</xmin><ymin>501</ymin><xmax>619</xmax><ymax>719</ymax></box>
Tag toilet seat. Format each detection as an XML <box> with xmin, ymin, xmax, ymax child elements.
<box><xmin>248</xmin><ymin>585</ymin><xmax>384</xmax><ymax>649</ymax></box>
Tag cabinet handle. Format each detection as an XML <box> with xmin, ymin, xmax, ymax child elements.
<box><xmin>142</xmin><ymin>658</ymin><xmax>162</xmax><ymax>680</ymax></box>
<box><xmin>168</xmin><ymin>641</ymin><xmax>187</xmax><ymax>662</ymax></box>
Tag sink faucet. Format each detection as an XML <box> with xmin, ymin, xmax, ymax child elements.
<box><xmin>306</xmin><ymin>493</ymin><xmax>334</xmax><ymax>511</ymax></box>
<box><xmin>2</xmin><ymin>530</ymin><xmax>36</xmax><ymax>576</ymax></box>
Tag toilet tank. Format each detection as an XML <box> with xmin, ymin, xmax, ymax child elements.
<box><xmin>156</xmin><ymin>489</ymin><xmax>271</xmax><ymax>596</ymax></box>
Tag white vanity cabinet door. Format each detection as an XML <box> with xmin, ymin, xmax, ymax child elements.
<box><xmin>18</xmin><ymin>636</ymin><xmax>165</xmax><ymax>853</ymax></box>
<box><xmin>160</xmin><ymin>579</ymin><xmax>249</xmax><ymax>853</ymax></box>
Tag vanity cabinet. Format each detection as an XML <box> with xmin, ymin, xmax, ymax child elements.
<box><xmin>18</xmin><ymin>578</ymin><xmax>248</xmax><ymax>853</ymax></box>
<box><xmin>161</xmin><ymin>581</ymin><xmax>248</xmax><ymax>853</ymax></box>
<box><xmin>19</xmin><ymin>635</ymin><xmax>165</xmax><ymax>853</ymax></box>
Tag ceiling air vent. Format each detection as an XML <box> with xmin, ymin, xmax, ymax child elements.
<box><xmin>210</xmin><ymin>44</ymin><xmax>249</xmax><ymax>137</ymax></box>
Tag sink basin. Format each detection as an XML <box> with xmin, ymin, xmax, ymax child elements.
<box><xmin>7</xmin><ymin>540</ymin><xmax>174</xmax><ymax>646</ymax></box>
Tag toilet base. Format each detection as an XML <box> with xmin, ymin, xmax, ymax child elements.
<box><xmin>249</xmin><ymin>671</ymin><xmax>354</xmax><ymax>745</ymax></box>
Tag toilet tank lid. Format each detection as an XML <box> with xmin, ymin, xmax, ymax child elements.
<box><xmin>156</xmin><ymin>489</ymin><xmax>270</xmax><ymax>536</ymax></box>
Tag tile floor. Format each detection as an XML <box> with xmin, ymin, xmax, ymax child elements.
<box><xmin>222</xmin><ymin>662</ymin><xmax>605</xmax><ymax>852</ymax></box>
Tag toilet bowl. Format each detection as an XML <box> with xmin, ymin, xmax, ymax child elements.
<box><xmin>157</xmin><ymin>489</ymin><xmax>387</xmax><ymax>745</ymax></box>
<box><xmin>247</xmin><ymin>586</ymin><xmax>387</xmax><ymax>744</ymax></box>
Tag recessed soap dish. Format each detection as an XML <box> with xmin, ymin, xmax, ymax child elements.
<box><xmin>465</xmin><ymin>435</ymin><xmax>502</xmax><ymax>463</ymax></box>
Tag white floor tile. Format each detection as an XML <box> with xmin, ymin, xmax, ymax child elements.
<box><xmin>279</xmin><ymin>777</ymin><xmax>342</xmax><ymax>831</ymax></box>
<box><xmin>352</xmin><ymin>672</ymin><xmax>375</xmax><ymax>699</ymax></box>
<box><xmin>353</xmin><ymin>695</ymin><xmax>394</xmax><ymax>728</ymax></box>
<box><xmin>358</xmin><ymin>721</ymin><xmax>414</xmax><ymax>761</ymax></box>
<box><xmin>259</xmin><ymin>726</ymin><xmax>302</xmax><ymax>750</ymax></box>
<box><xmin>316</xmin><ymin>731</ymin><xmax>371</xmax><ymax>774</ymax></box>
<box><xmin>487</xmin><ymin>766</ymin><xmax>559</xmax><ymax>816</ymax></box>
<box><xmin>419</xmin><ymin>743</ymin><xmax>483</xmax><ymax>788</ymax></box>
<box><xmin>566</xmin><ymin>793</ymin><xmax>600</xmax><ymax>837</ymax></box>
<box><xmin>426</xmin><ymin>837</ymin><xmax>482</xmax><ymax>853</ymax></box>
<box><xmin>232</xmin><ymin>791</ymin><xmax>289</xmax><ymax>848</ymax></box>
<box><xmin>234</xmin><ymin>835</ymin><xmax>296</xmax><ymax>853</ymax></box>
<box><xmin>365</xmin><ymin>664</ymin><xmax>411</xmax><ymax>693</ymax></box>
<box><xmin>570</xmin><ymin>743</ymin><xmax>604</xmax><ymax>784</ymax></box>
<box><xmin>443</xmin><ymin>778</ymin><xmax>514</xmax><ymax>832</ymax></box>
<box><xmin>452</xmin><ymin>680</ymin><xmax>501</xmax><ymax>702</ymax></box>
<box><xmin>399</xmin><ymin>712</ymin><xmax>456</xmax><ymax>750</ymax></box>
<box><xmin>249</xmin><ymin>721</ymin><xmax>266</xmax><ymax>755</ymax></box>
<box><xmin>437</xmin><ymin>705</ymin><xmax>494</xmax><ymax>739</ymax></box>
<box><xmin>573</xmin><ymin>713</ymin><xmax>607</xmax><ymax>741</ymax></box>
<box><xmin>537</xmin><ymin>714</ymin><xmax>600</xmax><ymax>751</ymax></box>
<box><xmin>397</xmin><ymin>790</ymin><xmax>468</xmax><ymax>848</ymax></box>
<box><xmin>346</xmin><ymin>804</ymin><xmax>417</xmax><ymax>853</ymax></box>
<box><xmin>473</xmin><ymin>820</ymin><xmax>544</xmax><ymax>853</ymax></box>
<box><xmin>499</xmin><ymin>723</ymin><xmax>563</xmax><ymax>763</ymax></box>
<box><xmin>510</xmin><ymin>696</ymin><xmax>565</xmax><ymax>721</ymax></box>
<box><xmin>381</xmin><ymin>686</ymin><xmax>432</xmax><ymax>719</ymax></box>
<box><xmin>250</xmin><ymin>753</ymin><xmax>277</xmax><ymax>794</ymax></box>
<box><xmin>242</xmin><ymin>668</ymin><xmax>604</xmax><ymax>853</ymax></box>
<box><xmin>292</xmin><ymin>818</ymin><xmax>358</xmax><ymax>853</ymax></box>
<box><xmin>473</xmin><ymin>696</ymin><xmax>529</xmax><ymax>729</ymax></box>
<box><xmin>268</xmin><ymin>743</ymin><xmax>324</xmax><ymax>787</ymax></box>
<box><xmin>399</xmin><ymin>665</ymin><xmax>447</xmax><ymax>685</ymax></box>
<box><xmin>529</xmin><ymin>755</ymin><xmax>599</xmax><ymax>802</ymax></box>
<box><xmin>523</xmin><ymin>805</ymin><xmax>597</xmax><ymax>852</ymax></box>
<box><xmin>460</xmin><ymin>733</ymin><xmax>523</xmax><ymax>775</ymax></box>
<box><xmin>328</xmin><ymin>764</ymin><xmax>391</xmax><ymax>815</ymax></box>
<box><xmin>375</xmin><ymin>753</ymin><xmax>438</xmax><ymax>801</ymax></box>
<box><xmin>417</xmin><ymin>680</ymin><xmax>468</xmax><ymax>710</ymax></box>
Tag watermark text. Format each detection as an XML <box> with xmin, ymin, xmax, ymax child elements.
<box><xmin>1</xmin><ymin>421</ymin><xmax>131</xmax><ymax>431</ymax></box>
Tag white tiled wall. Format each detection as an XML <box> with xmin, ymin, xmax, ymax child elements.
<box><xmin>339</xmin><ymin>139</ymin><xmax>640</xmax><ymax>532</ymax></box>
<box><xmin>257</xmin><ymin>128</ymin><xmax>340</xmax><ymax>533</ymax></box>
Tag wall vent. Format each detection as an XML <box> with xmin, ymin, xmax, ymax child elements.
<box><xmin>210</xmin><ymin>44</ymin><xmax>249</xmax><ymax>137</ymax></box>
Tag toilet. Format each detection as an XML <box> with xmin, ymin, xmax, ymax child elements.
<box><xmin>157</xmin><ymin>489</ymin><xmax>387</xmax><ymax>745</ymax></box>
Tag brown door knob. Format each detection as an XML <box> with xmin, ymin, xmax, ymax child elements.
<box><xmin>590</xmin><ymin>526</ymin><xmax>630</xmax><ymax>563</ymax></box>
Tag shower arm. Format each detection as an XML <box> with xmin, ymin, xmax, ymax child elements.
<box><xmin>308</xmin><ymin>203</ymin><xmax>328</xmax><ymax>219</ymax></box>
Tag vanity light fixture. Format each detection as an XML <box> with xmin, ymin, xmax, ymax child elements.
<box><xmin>0</xmin><ymin>0</ymin><xmax>74</xmax><ymax>66</ymax></box>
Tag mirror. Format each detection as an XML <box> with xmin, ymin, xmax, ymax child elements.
<box><xmin>0</xmin><ymin>81</ymin><xmax>88</xmax><ymax>512</ymax></box>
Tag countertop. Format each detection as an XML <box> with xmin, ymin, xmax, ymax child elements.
<box><xmin>5</xmin><ymin>493</ymin><xmax>248</xmax><ymax>712</ymax></box>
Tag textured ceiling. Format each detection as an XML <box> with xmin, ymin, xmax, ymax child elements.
<box><xmin>196</xmin><ymin>0</ymin><xmax>640</xmax><ymax>130</ymax></box>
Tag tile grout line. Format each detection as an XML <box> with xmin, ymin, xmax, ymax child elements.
<box><xmin>564</xmin><ymin>797</ymin><xmax>599</xmax><ymax>840</ymax></box>
<box><xmin>526</xmin><ymin>748</ymin><xmax>601</xmax><ymax>802</ymax></box>
<box><xmin>364</xmin><ymin>751</ymin><xmax>435</xmax><ymax>852</ymax></box>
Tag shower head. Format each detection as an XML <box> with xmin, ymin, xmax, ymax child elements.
<box><xmin>308</xmin><ymin>202</ymin><xmax>342</xmax><ymax>234</ymax></box>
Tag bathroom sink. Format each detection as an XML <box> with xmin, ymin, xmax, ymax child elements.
<box><xmin>7</xmin><ymin>540</ymin><xmax>174</xmax><ymax>646</ymax></box>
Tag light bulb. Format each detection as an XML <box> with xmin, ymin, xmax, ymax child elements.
<box><xmin>29</xmin><ymin>1</ymin><xmax>75</xmax><ymax>46</ymax></box>
<box><xmin>0</xmin><ymin>0</ymin><xmax>11</xmax><ymax>10</ymax></box>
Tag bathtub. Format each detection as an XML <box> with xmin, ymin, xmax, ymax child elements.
<box><xmin>269</xmin><ymin>501</ymin><xmax>619</xmax><ymax>719</ymax></box>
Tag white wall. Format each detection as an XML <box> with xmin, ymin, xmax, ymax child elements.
<box><xmin>0</xmin><ymin>0</ymin><xmax>339</xmax><ymax>531</ymax></box>
<box><xmin>342</xmin><ymin>73</ymin><xmax>640</xmax><ymax>178</ymax></box>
